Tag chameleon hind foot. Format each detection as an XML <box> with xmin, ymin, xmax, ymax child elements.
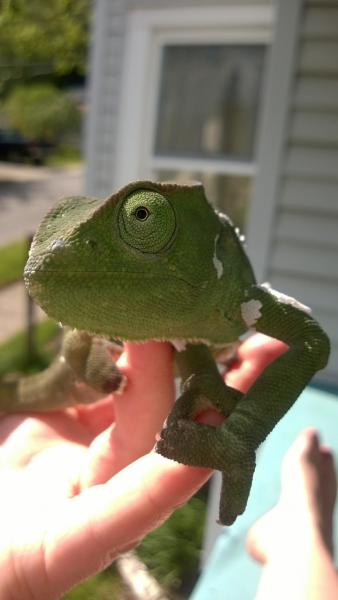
<box><xmin>156</xmin><ymin>413</ymin><xmax>256</xmax><ymax>525</ymax></box>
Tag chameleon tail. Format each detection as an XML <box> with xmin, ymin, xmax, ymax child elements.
<box><xmin>0</xmin><ymin>360</ymin><xmax>73</xmax><ymax>411</ymax></box>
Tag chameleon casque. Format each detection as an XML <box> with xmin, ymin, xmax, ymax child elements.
<box><xmin>1</xmin><ymin>180</ymin><xmax>330</xmax><ymax>525</ymax></box>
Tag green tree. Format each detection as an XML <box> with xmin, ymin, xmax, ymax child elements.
<box><xmin>3</xmin><ymin>83</ymin><xmax>81</xmax><ymax>142</ymax></box>
<box><xmin>0</xmin><ymin>0</ymin><xmax>90</xmax><ymax>88</ymax></box>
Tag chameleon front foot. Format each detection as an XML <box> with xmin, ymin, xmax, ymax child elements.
<box><xmin>62</xmin><ymin>331</ymin><xmax>126</xmax><ymax>395</ymax></box>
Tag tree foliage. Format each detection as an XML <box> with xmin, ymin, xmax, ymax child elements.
<box><xmin>3</xmin><ymin>83</ymin><xmax>81</xmax><ymax>142</ymax></box>
<box><xmin>0</xmin><ymin>0</ymin><xmax>90</xmax><ymax>83</ymax></box>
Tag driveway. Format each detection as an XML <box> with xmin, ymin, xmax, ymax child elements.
<box><xmin>0</xmin><ymin>162</ymin><xmax>84</xmax><ymax>343</ymax></box>
<box><xmin>0</xmin><ymin>162</ymin><xmax>84</xmax><ymax>246</ymax></box>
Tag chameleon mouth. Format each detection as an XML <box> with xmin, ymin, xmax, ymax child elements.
<box><xmin>24</xmin><ymin>263</ymin><xmax>199</xmax><ymax>288</ymax></box>
<box><xmin>24</xmin><ymin>265</ymin><xmax>201</xmax><ymax>317</ymax></box>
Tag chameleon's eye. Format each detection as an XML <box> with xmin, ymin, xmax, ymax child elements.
<box><xmin>134</xmin><ymin>206</ymin><xmax>150</xmax><ymax>221</ymax></box>
<box><xmin>118</xmin><ymin>189</ymin><xmax>176</xmax><ymax>253</ymax></box>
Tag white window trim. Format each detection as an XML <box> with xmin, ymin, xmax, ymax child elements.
<box><xmin>114</xmin><ymin>5</ymin><xmax>274</xmax><ymax>189</ymax></box>
<box><xmin>150</xmin><ymin>156</ymin><xmax>256</xmax><ymax>177</ymax></box>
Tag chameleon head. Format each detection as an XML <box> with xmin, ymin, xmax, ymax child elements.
<box><xmin>24</xmin><ymin>180</ymin><xmax>249</xmax><ymax>341</ymax></box>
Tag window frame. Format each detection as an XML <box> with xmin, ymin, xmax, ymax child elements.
<box><xmin>114</xmin><ymin>5</ymin><xmax>274</xmax><ymax>189</ymax></box>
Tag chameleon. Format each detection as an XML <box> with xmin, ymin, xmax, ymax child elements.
<box><xmin>1</xmin><ymin>180</ymin><xmax>330</xmax><ymax>525</ymax></box>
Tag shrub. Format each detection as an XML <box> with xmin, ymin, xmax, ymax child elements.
<box><xmin>3</xmin><ymin>83</ymin><xmax>81</xmax><ymax>144</ymax></box>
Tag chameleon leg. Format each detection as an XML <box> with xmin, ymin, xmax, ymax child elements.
<box><xmin>175</xmin><ymin>343</ymin><xmax>243</xmax><ymax>417</ymax></box>
<box><xmin>217</xmin><ymin>287</ymin><xmax>330</xmax><ymax>523</ymax></box>
<box><xmin>222</xmin><ymin>286</ymin><xmax>330</xmax><ymax>457</ymax></box>
<box><xmin>157</xmin><ymin>290</ymin><xmax>330</xmax><ymax>525</ymax></box>
<box><xmin>156</xmin><ymin>344</ymin><xmax>246</xmax><ymax>524</ymax></box>
<box><xmin>0</xmin><ymin>329</ymin><xmax>124</xmax><ymax>412</ymax></box>
<box><xmin>62</xmin><ymin>330</ymin><xmax>124</xmax><ymax>393</ymax></box>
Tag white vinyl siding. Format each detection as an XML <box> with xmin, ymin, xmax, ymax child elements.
<box><xmin>263</xmin><ymin>1</ymin><xmax>338</xmax><ymax>385</ymax></box>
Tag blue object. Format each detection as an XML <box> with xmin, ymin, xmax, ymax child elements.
<box><xmin>192</xmin><ymin>386</ymin><xmax>338</xmax><ymax>600</ymax></box>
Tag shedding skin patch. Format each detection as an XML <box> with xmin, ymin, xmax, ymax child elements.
<box><xmin>213</xmin><ymin>234</ymin><xmax>223</xmax><ymax>279</ymax></box>
<box><xmin>50</xmin><ymin>239</ymin><xmax>66</xmax><ymax>251</ymax></box>
<box><xmin>241</xmin><ymin>299</ymin><xmax>263</xmax><ymax>327</ymax></box>
<box><xmin>261</xmin><ymin>283</ymin><xmax>311</xmax><ymax>314</ymax></box>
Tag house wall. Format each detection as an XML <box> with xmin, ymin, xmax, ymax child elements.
<box><xmin>248</xmin><ymin>0</ymin><xmax>338</xmax><ymax>385</ymax></box>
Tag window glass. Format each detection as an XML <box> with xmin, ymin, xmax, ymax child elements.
<box><xmin>154</xmin><ymin>45</ymin><xmax>265</xmax><ymax>161</ymax></box>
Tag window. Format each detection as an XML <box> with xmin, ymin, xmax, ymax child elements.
<box><xmin>115</xmin><ymin>7</ymin><xmax>273</xmax><ymax>230</ymax></box>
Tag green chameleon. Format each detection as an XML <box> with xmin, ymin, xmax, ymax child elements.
<box><xmin>2</xmin><ymin>181</ymin><xmax>331</xmax><ymax>525</ymax></box>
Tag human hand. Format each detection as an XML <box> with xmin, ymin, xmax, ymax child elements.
<box><xmin>0</xmin><ymin>335</ymin><xmax>286</xmax><ymax>599</ymax></box>
<box><xmin>0</xmin><ymin>341</ymin><xmax>210</xmax><ymax>599</ymax></box>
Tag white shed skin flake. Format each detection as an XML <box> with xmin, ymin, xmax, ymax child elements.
<box><xmin>261</xmin><ymin>283</ymin><xmax>311</xmax><ymax>314</ymax></box>
<box><xmin>241</xmin><ymin>299</ymin><xmax>263</xmax><ymax>327</ymax></box>
<box><xmin>213</xmin><ymin>234</ymin><xmax>223</xmax><ymax>279</ymax></box>
<box><xmin>50</xmin><ymin>239</ymin><xmax>66</xmax><ymax>251</ymax></box>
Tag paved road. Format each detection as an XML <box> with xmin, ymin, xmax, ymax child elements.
<box><xmin>0</xmin><ymin>162</ymin><xmax>84</xmax><ymax>342</ymax></box>
<box><xmin>0</xmin><ymin>162</ymin><xmax>84</xmax><ymax>245</ymax></box>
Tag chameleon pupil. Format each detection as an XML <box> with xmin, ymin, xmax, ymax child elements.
<box><xmin>135</xmin><ymin>207</ymin><xmax>149</xmax><ymax>221</ymax></box>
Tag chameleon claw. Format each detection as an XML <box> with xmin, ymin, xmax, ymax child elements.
<box><xmin>114</xmin><ymin>373</ymin><xmax>128</xmax><ymax>395</ymax></box>
<box><xmin>101</xmin><ymin>371</ymin><xmax>127</xmax><ymax>394</ymax></box>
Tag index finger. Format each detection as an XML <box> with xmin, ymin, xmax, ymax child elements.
<box><xmin>79</xmin><ymin>342</ymin><xmax>175</xmax><ymax>486</ymax></box>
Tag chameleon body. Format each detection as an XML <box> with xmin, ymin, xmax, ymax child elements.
<box><xmin>4</xmin><ymin>181</ymin><xmax>331</xmax><ymax>524</ymax></box>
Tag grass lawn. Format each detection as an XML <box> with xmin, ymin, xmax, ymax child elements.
<box><xmin>64</xmin><ymin>567</ymin><xmax>126</xmax><ymax>599</ymax></box>
<box><xmin>0</xmin><ymin>238</ymin><xmax>28</xmax><ymax>289</ymax></box>
<box><xmin>0</xmin><ymin>319</ymin><xmax>60</xmax><ymax>377</ymax></box>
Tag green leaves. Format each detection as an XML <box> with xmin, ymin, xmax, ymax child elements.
<box><xmin>0</xmin><ymin>0</ymin><xmax>90</xmax><ymax>83</ymax></box>
<box><xmin>3</xmin><ymin>83</ymin><xmax>80</xmax><ymax>142</ymax></box>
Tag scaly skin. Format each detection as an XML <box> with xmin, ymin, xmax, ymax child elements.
<box><xmin>1</xmin><ymin>180</ymin><xmax>330</xmax><ymax>525</ymax></box>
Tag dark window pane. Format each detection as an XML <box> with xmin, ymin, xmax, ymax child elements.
<box><xmin>154</xmin><ymin>45</ymin><xmax>265</xmax><ymax>161</ymax></box>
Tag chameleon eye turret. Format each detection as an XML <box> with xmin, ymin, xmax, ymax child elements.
<box><xmin>117</xmin><ymin>189</ymin><xmax>177</xmax><ymax>253</ymax></box>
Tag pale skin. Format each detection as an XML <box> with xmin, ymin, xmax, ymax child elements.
<box><xmin>0</xmin><ymin>334</ymin><xmax>336</xmax><ymax>599</ymax></box>
<box><xmin>247</xmin><ymin>428</ymin><xmax>338</xmax><ymax>600</ymax></box>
